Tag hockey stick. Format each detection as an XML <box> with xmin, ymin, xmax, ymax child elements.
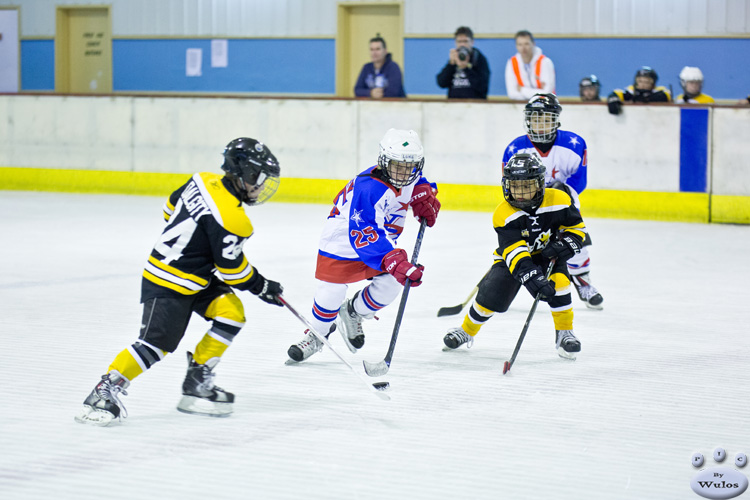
<box><xmin>279</xmin><ymin>297</ymin><xmax>391</xmax><ymax>400</ymax></box>
<box><xmin>502</xmin><ymin>260</ymin><xmax>555</xmax><ymax>375</ymax></box>
<box><xmin>363</xmin><ymin>219</ymin><xmax>428</xmax><ymax>377</ymax></box>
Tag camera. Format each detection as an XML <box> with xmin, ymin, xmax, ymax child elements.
<box><xmin>457</xmin><ymin>46</ymin><xmax>471</xmax><ymax>62</ymax></box>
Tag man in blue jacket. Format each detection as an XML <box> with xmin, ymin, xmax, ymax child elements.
<box><xmin>354</xmin><ymin>36</ymin><xmax>406</xmax><ymax>98</ymax></box>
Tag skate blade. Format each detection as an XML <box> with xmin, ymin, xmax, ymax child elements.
<box><xmin>74</xmin><ymin>406</ymin><xmax>117</xmax><ymax>426</ymax></box>
<box><xmin>557</xmin><ymin>347</ymin><xmax>578</xmax><ymax>361</ymax></box>
<box><xmin>177</xmin><ymin>396</ymin><xmax>233</xmax><ymax>417</ymax></box>
<box><xmin>585</xmin><ymin>303</ymin><xmax>603</xmax><ymax>310</ymax></box>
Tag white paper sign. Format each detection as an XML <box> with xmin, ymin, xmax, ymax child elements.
<box><xmin>186</xmin><ymin>48</ymin><xmax>202</xmax><ymax>77</ymax></box>
<box><xmin>211</xmin><ymin>39</ymin><xmax>228</xmax><ymax>68</ymax></box>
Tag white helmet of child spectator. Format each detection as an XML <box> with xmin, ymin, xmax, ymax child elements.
<box><xmin>679</xmin><ymin>66</ymin><xmax>704</xmax><ymax>85</ymax></box>
<box><xmin>377</xmin><ymin>129</ymin><xmax>425</xmax><ymax>188</ymax></box>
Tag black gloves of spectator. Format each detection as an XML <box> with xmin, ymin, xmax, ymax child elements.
<box><xmin>607</xmin><ymin>93</ymin><xmax>622</xmax><ymax>115</ymax></box>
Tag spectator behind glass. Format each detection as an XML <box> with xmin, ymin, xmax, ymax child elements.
<box><xmin>436</xmin><ymin>26</ymin><xmax>490</xmax><ymax>100</ymax></box>
<box><xmin>676</xmin><ymin>67</ymin><xmax>714</xmax><ymax>104</ymax></box>
<box><xmin>579</xmin><ymin>75</ymin><xmax>601</xmax><ymax>102</ymax></box>
<box><xmin>354</xmin><ymin>36</ymin><xmax>406</xmax><ymax>98</ymax></box>
<box><xmin>505</xmin><ymin>30</ymin><xmax>556</xmax><ymax>101</ymax></box>
<box><xmin>607</xmin><ymin>66</ymin><xmax>671</xmax><ymax>115</ymax></box>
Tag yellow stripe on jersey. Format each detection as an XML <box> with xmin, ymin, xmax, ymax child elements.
<box><xmin>502</xmin><ymin>240</ymin><xmax>531</xmax><ymax>274</ymax></box>
<box><xmin>215</xmin><ymin>256</ymin><xmax>255</xmax><ymax>285</ymax></box>
<box><xmin>147</xmin><ymin>256</ymin><xmax>209</xmax><ymax>286</ymax></box>
<box><xmin>142</xmin><ymin>270</ymin><xmax>202</xmax><ymax>295</ymax></box>
<box><xmin>163</xmin><ymin>199</ymin><xmax>175</xmax><ymax>221</ymax></box>
<box><xmin>196</xmin><ymin>172</ymin><xmax>254</xmax><ymax>238</ymax></box>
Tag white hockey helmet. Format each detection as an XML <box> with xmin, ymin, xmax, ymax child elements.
<box><xmin>679</xmin><ymin>66</ymin><xmax>704</xmax><ymax>84</ymax></box>
<box><xmin>377</xmin><ymin>128</ymin><xmax>425</xmax><ymax>188</ymax></box>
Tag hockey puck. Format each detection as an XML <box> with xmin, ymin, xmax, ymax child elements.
<box><xmin>372</xmin><ymin>382</ymin><xmax>390</xmax><ymax>391</ymax></box>
<box><xmin>503</xmin><ymin>361</ymin><xmax>510</xmax><ymax>374</ymax></box>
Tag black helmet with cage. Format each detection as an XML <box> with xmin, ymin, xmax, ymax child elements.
<box><xmin>524</xmin><ymin>93</ymin><xmax>562</xmax><ymax>143</ymax></box>
<box><xmin>579</xmin><ymin>75</ymin><xmax>601</xmax><ymax>100</ymax></box>
<box><xmin>221</xmin><ymin>137</ymin><xmax>281</xmax><ymax>206</ymax></box>
<box><xmin>502</xmin><ymin>153</ymin><xmax>547</xmax><ymax>210</ymax></box>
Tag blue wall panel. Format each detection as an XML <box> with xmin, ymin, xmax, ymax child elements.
<box><xmin>679</xmin><ymin>108</ymin><xmax>709</xmax><ymax>193</ymax></box>
<box><xmin>405</xmin><ymin>38</ymin><xmax>750</xmax><ymax>100</ymax></box>
<box><xmin>21</xmin><ymin>40</ymin><xmax>55</xmax><ymax>91</ymax></box>
<box><xmin>113</xmin><ymin>39</ymin><xmax>335</xmax><ymax>93</ymax></box>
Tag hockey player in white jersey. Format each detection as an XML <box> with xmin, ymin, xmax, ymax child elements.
<box><xmin>75</xmin><ymin>138</ymin><xmax>285</xmax><ymax>426</ymax></box>
<box><xmin>287</xmin><ymin>129</ymin><xmax>440</xmax><ymax>362</ymax></box>
<box><xmin>502</xmin><ymin>93</ymin><xmax>604</xmax><ymax>309</ymax></box>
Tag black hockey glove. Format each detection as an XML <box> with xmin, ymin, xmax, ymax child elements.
<box><xmin>519</xmin><ymin>266</ymin><xmax>556</xmax><ymax>301</ymax></box>
<box><xmin>249</xmin><ymin>271</ymin><xmax>284</xmax><ymax>307</ymax></box>
<box><xmin>542</xmin><ymin>235</ymin><xmax>580</xmax><ymax>263</ymax></box>
<box><xmin>607</xmin><ymin>94</ymin><xmax>622</xmax><ymax>115</ymax></box>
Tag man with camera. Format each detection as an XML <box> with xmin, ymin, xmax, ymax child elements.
<box><xmin>436</xmin><ymin>26</ymin><xmax>490</xmax><ymax>100</ymax></box>
<box><xmin>504</xmin><ymin>30</ymin><xmax>556</xmax><ymax>101</ymax></box>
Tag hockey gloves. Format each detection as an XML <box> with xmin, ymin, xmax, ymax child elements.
<box><xmin>519</xmin><ymin>266</ymin><xmax>556</xmax><ymax>301</ymax></box>
<box><xmin>382</xmin><ymin>248</ymin><xmax>423</xmax><ymax>287</ymax></box>
<box><xmin>607</xmin><ymin>94</ymin><xmax>622</xmax><ymax>115</ymax></box>
<box><xmin>248</xmin><ymin>269</ymin><xmax>284</xmax><ymax>306</ymax></box>
<box><xmin>410</xmin><ymin>183</ymin><xmax>440</xmax><ymax>227</ymax></box>
<box><xmin>542</xmin><ymin>235</ymin><xmax>580</xmax><ymax>263</ymax></box>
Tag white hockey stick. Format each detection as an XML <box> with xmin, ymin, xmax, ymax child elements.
<box><xmin>280</xmin><ymin>296</ymin><xmax>390</xmax><ymax>400</ymax></box>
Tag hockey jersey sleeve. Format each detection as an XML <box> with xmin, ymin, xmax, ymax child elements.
<box><xmin>346</xmin><ymin>181</ymin><xmax>397</xmax><ymax>271</ymax></box>
<box><xmin>565</xmin><ymin>138</ymin><xmax>588</xmax><ymax>195</ymax></box>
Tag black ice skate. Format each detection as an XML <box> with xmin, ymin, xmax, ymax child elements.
<box><xmin>75</xmin><ymin>370</ymin><xmax>130</xmax><ymax>426</ymax></box>
<box><xmin>571</xmin><ymin>273</ymin><xmax>604</xmax><ymax>310</ymax></box>
<box><xmin>287</xmin><ymin>328</ymin><xmax>324</xmax><ymax>362</ymax></box>
<box><xmin>336</xmin><ymin>294</ymin><xmax>366</xmax><ymax>353</ymax></box>
<box><xmin>176</xmin><ymin>352</ymin><xmax>234</xmax><ymax>417</ymax></box>
<box><xmin>443</xmin><ymin>327</ymin><xmax>474</xmax><ymax>349</ymax></box>
<box><xmin>555</xmin><ymin>329</ymin><xmax>581</xmax><ymax>360</ymax></box>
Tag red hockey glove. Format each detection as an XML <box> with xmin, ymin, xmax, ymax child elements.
<box><xmin>382</xmin><ymin>249</ymin><xmax>424</xmax><ymax>287</ymax></box>
<box><xmin>410</xmin><ymin>184</ymin><xmax>440</xmax><ymax>227</ymax></box>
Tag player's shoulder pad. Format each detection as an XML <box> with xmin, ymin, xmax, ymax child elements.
<box><xmin>492</xmin><ymin>200</ymin><xmax>525</xmax><ymax>228</ymax></box>
<box><xmin>196</xmin><ymin>172</ymin><xmax>254</xmax><ymax>238</ymax></box>
<box><xmin>537</xmin><ymin>188</ymin><xmax>573</xmax><ymax>213</ymax></box>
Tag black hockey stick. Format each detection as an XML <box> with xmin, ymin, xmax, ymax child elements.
<box><xmin>502</xmin><ymin>260</ymin><xmax>555</xmax><ymax>375</ymax></box>
<box><xmin>436</xmin><ymin>268</ymin><xmax>490</xmax><ymax>317</ymax></box>
<box><xmin>363</xmin><ymin>219</ymin><xmax>428</xmax><ymax>377</ymax></box>
<box><xmin>279</xmin><ymin>296</ymin><xmax>391</xmax><ymax>400</ymax></box>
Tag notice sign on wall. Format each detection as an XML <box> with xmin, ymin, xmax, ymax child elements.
<box><xmin>186</xmin><ymin>48</ymin><xmax>202</xmax><ymax>77</ymax></box>
<box><xmin>211</xmin><ymin>39</ymin><xmax>228</xmax><ymax>68</ymax></box>
<box><xmin>83</xmin><ymin>31</ymin><xmax>104</xmax><ymax>57</ymax></box>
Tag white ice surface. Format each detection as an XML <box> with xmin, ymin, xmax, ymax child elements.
<box><xmin>1</xmin><ymin>192</ymin><xmax>749</xmax><ymax>499</ymax></box>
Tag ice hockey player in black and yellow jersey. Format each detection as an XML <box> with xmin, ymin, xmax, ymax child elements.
<box><xmin>607</xmin><ymin>66</ymin><xmax>671</xmax><ymax>115</ymax></box>
<box><xmin>76</xmin><ymin>137</ymin><xmax>284</xmax><ymax>426</ymax></box>
<box><xmin>443</xmin><ymin>153</ymin><xmax>586</xmax><ymax>360</ymax></box>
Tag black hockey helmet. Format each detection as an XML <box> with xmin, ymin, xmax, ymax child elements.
<box><xmin>221</xmin><ymin>137</ymin><xmax>280</xmax><ymax>206</ymax></box>
<box><xmin>634</xmin><ymin>66</ymin><xmax>658</xmax><ymax>86</ymax></box>
<box><xmin>524</xmin><ymin>93</ymin><xmax>561</xmax><ymax>143</ymax></box>
<box><xmin>502</xmin><ymin>153</ymin><xmax>546</xmax><ymax>210</ymax></box>
<box><xmin>579</xmin><ymin>74</ymin><xmax>600</xmax><ymax>100</ymax></box>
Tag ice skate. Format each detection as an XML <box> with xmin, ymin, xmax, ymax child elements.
<box><xmin>336</xmin><ymin>294</ymin><xmax>366</xmax><ymax>353</ymax></box>
<box><xmin>287</xmin><ymin>329</ymin><xmax>324</xmax><ymax>362</ymax></box>
<box><xmin>443</xmin><ymin>327</ymin><xmax>474</xmax><ymax>350</ymax></box>
<box><xmin>555</xmin><ymin>329</ymin><xmax>581</xmax><ymax>360</ymax></box>
<box><xmin>176</xmin><ymin>352</ymin><xmax>234</xmax><ymax>417</ymax></box>
<box><xmin>571</xmin><ymin>273</ymin><xmax>604</xmax><ymax>310</ymax></box>
<box><xmin>75</xmin><ymin>371</ymin><xmax>130</xmax><ymax>426</ymax></box>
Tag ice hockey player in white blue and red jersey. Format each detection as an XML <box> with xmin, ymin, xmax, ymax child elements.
<box><xmin>75</xmin><ymin>137</ymin><xmax>285</xmax><ymax>426</ymax></box>
<box><xmin>502</xmin><ymin>93</ymin><xmax>604</xmax><ymax>309</ymax></box>
<box><xmin>287</xmin><ymin>129</ymin><xmax>440</xmax><ymax>362</ymax></box>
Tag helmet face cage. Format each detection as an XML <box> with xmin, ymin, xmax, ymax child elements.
<box><xmin>524</xmin><ymin>94</ymin><xmax>561</xmax><ymax>143</ymax></box>
<box><xmin>222</xmin><ymin>138</ymin><xmax>281</xmax><ymax>206</ymax></box>
<box><xmin>502</xmin><ymin>153</ymin><xmax>546</xmax><ymax>210</ymax></box>
<box><xmin>378</xmin><ymin>155</ymin><xmax>424</xmax><ymax>188</ymax></box>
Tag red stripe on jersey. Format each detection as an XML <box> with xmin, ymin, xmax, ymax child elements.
<box><xmin>582</xmin><ymin>149</ymin><xmax>588</xmax><ymax>167</ymax></box>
